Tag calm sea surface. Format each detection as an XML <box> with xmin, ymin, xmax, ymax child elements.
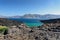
<box><xmin>8</xmin><ymin>18</ymin><xmax>43</xmax><ymax>27</ymax></box>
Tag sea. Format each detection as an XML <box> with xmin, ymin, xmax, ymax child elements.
<box><xmin>8</xmin><ymin>18</ymin><xmax>43</xmax><ymax>27</ymax></box>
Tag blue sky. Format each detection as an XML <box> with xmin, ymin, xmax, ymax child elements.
<box><xmin>0</xmin><ymin>0</ymin><xmax>60</xmax><ymax>16</ymax></box>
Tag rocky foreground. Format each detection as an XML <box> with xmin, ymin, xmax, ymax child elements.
<box><xmin>0</xmin><ymin>18</ymin><xmax>60</xmax><ymax>40</ymax></box>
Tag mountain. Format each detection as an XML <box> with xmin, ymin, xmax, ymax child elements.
<box><xmin>22</xmin><ymin>14</ymin><xmax>41</xmax><ymax>19</ymax></box>
<box><xmin>10</xmin><ymin>16</ymin><xmax>21</xmax><ymax>18</ymax></box>
<box><xmin>1</xmin><ymin>14</ymin><xmax>60</xmax><ymax>20</ymax></box>
<box><xmin>21</xmin><ymin>14</ymin><xmax>60</xmax><ymax>20</ymax></box>
<box><xmin>0</xmin><ymin>15</ymin><xmax>7</xmax><ymax>18</ymax></box>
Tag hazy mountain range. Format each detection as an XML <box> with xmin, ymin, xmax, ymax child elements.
<box><xmin>1</xmin><ymin>14</ymin><xmax>60</xmax><ymax>20</ymax></box>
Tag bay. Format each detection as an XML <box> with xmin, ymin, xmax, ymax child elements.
<box><xmin>8</xmin><ymin>18</ymin><xmax>43</xmax><ymax>27</ymax></box>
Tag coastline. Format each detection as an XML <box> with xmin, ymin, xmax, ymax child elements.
<box><xmin>0</xmin><ymin>18</ymin><xmax>60</xmax><ymax>40</ymax></box>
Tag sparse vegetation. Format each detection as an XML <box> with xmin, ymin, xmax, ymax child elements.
<box><xmin>0</xmin><ymin>26</ymin><xmax>8</xmax><ymax>34</ymax></box>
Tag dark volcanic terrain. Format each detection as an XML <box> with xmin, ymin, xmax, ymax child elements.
<box><xmin>0</xmin><ymin>18</ymin><xmax>60</xmax><ymax>40</ymax></box>
<box><xmin>0</xmin><ymin>18</ymin><xmax>22</xmax><ymax>26</ymax></box>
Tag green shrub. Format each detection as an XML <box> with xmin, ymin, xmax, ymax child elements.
<box><xmin>0</xmin><ymin>26</ymin><xmax>8</xmax><ymax>34</ymax></box>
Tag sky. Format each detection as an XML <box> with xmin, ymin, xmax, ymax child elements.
<box><xmin>0</xmin><ymin>0</ymin><xmax>60</xmax><ymax>16</ymax></box>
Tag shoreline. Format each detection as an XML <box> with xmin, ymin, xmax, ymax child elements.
<box><xmin>0</xmin><ymin>18</ymin><xmax>60</xmax><ymax>40</ymax></box>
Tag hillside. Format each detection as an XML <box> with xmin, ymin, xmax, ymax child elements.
<box><xmin>40</xmin><ymin>18</ymin><xmax>60</xmax><ymax>32</ymax></box>
<box><xmin>40</xmin><ymin>18</ymin><xmax>60</xmax><ymax>23</ymax></box>
<box><xmin>0</xmin><ymin>18</ymin><xmax>21</xmax><ymax>26</ymax></box>
<box><xmin>0</xmin><ymin>18</ymin><xmax>60</xmax><ymax>40</ymax></box>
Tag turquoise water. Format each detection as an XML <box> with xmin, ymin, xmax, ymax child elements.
<box><xmin>25</xmin><ymin>22</ymin><xmax>43</xmax><ymax>27</ymax></box>
<box><xmin>8</xmin><ymin>18</ymin><xmax>43</xmax><ymax>27</ymax></box>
